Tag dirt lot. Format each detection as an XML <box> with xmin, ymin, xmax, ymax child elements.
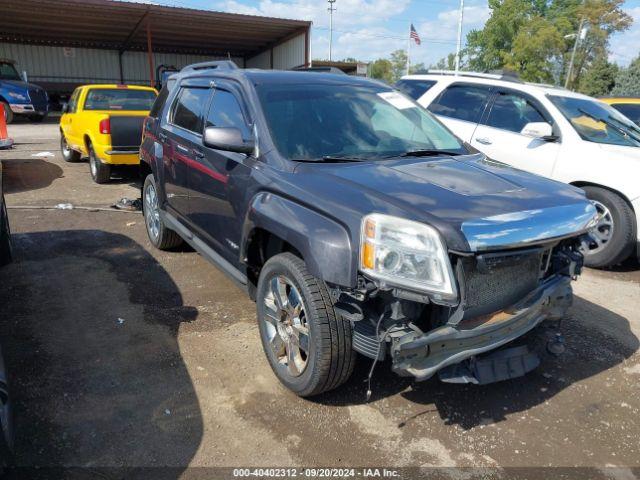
<box><xmin>1</xmin><ymin>119</ymin><xmax>639</xmax><ymax>478</ymax></box>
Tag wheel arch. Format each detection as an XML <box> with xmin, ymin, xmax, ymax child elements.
<box><xmin>241</xmin><ymin>192</ymin><xmax>357</xmax><ymax>295</ymax></box>
<box><xmin>570</xmin><ymin>181</ymin><xmax>636</xmax><ymax>214</ymax></box>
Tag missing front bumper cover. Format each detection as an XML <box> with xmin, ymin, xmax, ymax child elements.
<box><xmin>390</xmin><ymin>275</ymin><xmax>572</xmax><ymax>382</ymax></box>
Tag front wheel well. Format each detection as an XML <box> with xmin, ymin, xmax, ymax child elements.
<box><xmin>570</xmin><ymin>181</ymin><xmax>635</xmax><ymax>213</ymax></box>
<box><xmin>244</xmin><ymin>228</ymin><xmax>303</xmax><ymax>300</ymax></box>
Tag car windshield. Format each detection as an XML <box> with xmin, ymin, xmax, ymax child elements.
<box><xmin>255</xmin><ymin>83</ymin><xmax>466</xmax><ymax>161</ymax></box>
<box><xmin>0</xmin><ymin>62</ymin><xmax>22</xmax><ymax>81</ymax></box>
<box><xmin>549</xmin><ymin>94</ymin><xmax>640</xmax><ymax>147</ymax></box>
<box><xmin>84</xmin><ymin>88</ymin><xmax>157</xmax><ymax>111</ymax></box>
<box><xmin>609</xmin><ymin>103</ymin><xmax>640</xmax><ymax>126</ymax></box>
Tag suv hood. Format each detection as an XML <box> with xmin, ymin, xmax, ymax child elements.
<box><xmin>294</xmin><ymin>154</ymin><xmax>595</xmax><ymax>252</ymax></box>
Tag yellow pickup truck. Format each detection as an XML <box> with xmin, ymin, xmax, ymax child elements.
<box><xmin>59</xmin><ymin>84</ymin><xmax>157</xmax><ymax>183</ymax></box>
<box><xmin>600</xmin><ymin>97</ymin><xmax>640</xmax><ymax>126</ymax></box>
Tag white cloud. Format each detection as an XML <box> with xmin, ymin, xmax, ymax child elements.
<box><xmin>609</xmin><ymin>6</ymin><xmax>640</xmax><ymax>66</ymax></box>
<box><xmin>218</xmin><ymin>0</ymin><xmax>411</xmax><ymax>27</ymax></box>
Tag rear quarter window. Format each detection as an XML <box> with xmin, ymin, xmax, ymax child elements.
<box><xmin>149</xmin><ymin>86</ymin><xmax>170</xmax><ymax>118</ymax></box>
<box><xmin>394</xmin><ymin>79</ymin><xmax>436</xmax><ymax>100</ymax></box>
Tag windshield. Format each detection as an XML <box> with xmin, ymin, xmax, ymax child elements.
<box><xmin>255</xmin><ymin>83</ymin><xmax>466</xmax><ymax>161</ymax></box>
<box><xmin>609</xmin><ymin>103</ymin><xmax>640</xmax><ymax>126</ymax></box>
<box><xmin>0</xmin><ymin>62</ymin><xmax>22</xmax><ymax>81</ymax></box>
<box><xmin>84</xmin><ymin>88</ymin><xmax>157</xmax><ymax>111</ymax></box>
<box><xmin>549</xmin><ymin>94</ymin><xmax>640</xmax><ymax>147</ymax></box>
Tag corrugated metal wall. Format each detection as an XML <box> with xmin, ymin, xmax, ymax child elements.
<box><xmin>0</xmin><ymin>43</ymin><xmax>244</xmax><ymax>85</ymax></box>
<box><xmin>246</xmin><ymin>49</ymin><xmax>271</xmax><ymax>69</ymax></box>
<box><xmin>272</xmin><ymin>34</ymin><xmax>306</xmax><ymax>70</ymax></box>
<box><xmin>1</xmin><ymin>32</ymin><xmax>306</xmax><ymax>86</ymax></box>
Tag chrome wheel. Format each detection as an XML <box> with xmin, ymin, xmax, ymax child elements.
<box><xmin>262</xmin><ymin>275</ymin><xmax>309</xmax><ymax>377</ymax></box>
<box><xmin>89</xmin><ymin>154</ymin><xmax>98</xmax><ymax>178</ymax></box>
<box><xmin>144</xmin><ymin>181</ymin><xmax>161</xmax><ymax>242</ymax></box>
<box><xmin>586</xmin><ymin>200</ymin><xmax>614</xmax><ymax>255</ymax></box>
<box><xmin>61</xmin><ymin>137</ymin><xmax>71</xmax><ymax>157</ymax></box>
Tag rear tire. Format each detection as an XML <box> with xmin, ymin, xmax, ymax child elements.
<box><xmin>142</xmin><ymin>174</ymin><xmax>183</xmax><ymax>250</ymax></box>
<box><xmin>582</xmin><ymin>186</ymin><xmax>635</xmax><ymax>268</ymax></box>
<box><xmin>0</xmin><ymin>102</ymin><xmax>13</xmax><ymax>125</ymax></box>
<box><xmin>88</xmin><ymin>142</ymin><xmax>111</xmax><ymax>184</ymax></box>
<box><xmin>257</xmin><ymin>252</ymin><xmax>355</xmax><ymax>397</ymax></box>
<box><xmin>60</xmin><ymin>134</ymin><xmax>81</xmax><ymax>162</ymax></box>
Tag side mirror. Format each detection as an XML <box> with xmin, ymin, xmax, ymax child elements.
<box><xmin>521</xmin><ymin>122</ymin><xmax>557</xmax><ymax>141</ymax></box>
<box><xmin>61</xmin><ymin>103</ymin><xmax>69</xmax><ymax>114</ymax></box>
<box><xmin>203</xmin><ymin>126</ymin><xmax>254</xmax><ymax>154</ymax></box>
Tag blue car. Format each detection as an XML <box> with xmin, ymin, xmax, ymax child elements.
<box><xmin>0</xmin><ymin>59</ymin><xmax>48</xmax><ymax>124</ymax></box>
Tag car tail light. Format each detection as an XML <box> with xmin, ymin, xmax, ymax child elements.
<box><xmin>99</xmin><ymin>118</ymin><xmax>111</xmax><ymax>135</ymax></box>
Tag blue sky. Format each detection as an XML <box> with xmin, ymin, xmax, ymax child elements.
<box><xmin>147</xmin><ymin>0</ymin><xmax>640</xmax><ymax>66</ymax></box>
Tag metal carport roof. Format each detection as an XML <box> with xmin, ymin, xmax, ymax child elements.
<box><xmin>0</xmin><ymin>0</ymin><xmax>311</xmax><ymax>59</ymax></box>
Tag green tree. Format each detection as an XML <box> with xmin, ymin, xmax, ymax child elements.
<box><xmin>578</xmin><ymin>56</ymin><xmax>618</xmax><ymax>96</ymax></box>
<box><xmin>390</xmin><ymin>49</ymin><xmax>408</xmax><ymax>82</ymax></box>
<box><xmin>369</xmin><ymin>58</ymin><xmax>394</xmax><ymax>84</ymax></box>
<box><xmin>465</xmin><ymin>0</ymin><xmax>631</xmax><ymax>88</ymax></box>
<box><xmin>611</xmin><ymin>56</ymin><xmax>640</xmax><ymax>96</ymax></box>
<box><xmin>409</xmin><ymin>62</ymin><xmax>426</xmax><ymax>74</ymax></box>
<box><xmin>431</xmin><ymin>53</ymin><xmax>456</xmax><ymax>70</ymax></box>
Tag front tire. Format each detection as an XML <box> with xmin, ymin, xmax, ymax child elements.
<box><xmin>88</xmin><ymin>142</ymin><xmax>111</xmax><ymax>184</ymax></box>
<box><xmin>142</xmin><ymin>174</ymin><xmax>183</xmax><ymax>250</ymax></box>
<box><xmin>583</xmin><ymin>186</ymin><xmax>636</xmax><ymax>267</ymax></box>
<box><xmin>257</xmin><ymin>253</ymin><xmax>355</xmax><ymax>397</ymax></box>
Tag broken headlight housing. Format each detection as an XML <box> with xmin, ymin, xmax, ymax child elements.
<box><xmin>360</xmin><ymin>213</ymin><xmax>457</xmax><ymax>300</ymax></box>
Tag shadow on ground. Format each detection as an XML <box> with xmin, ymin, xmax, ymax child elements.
<box><xmin>0</xmin><ymin>230</ymin><xmax>203</xmax><ymax>476</ymax></box>
<box><xmin>1</xmin><ymin>159</ymin><xmax>63</xmax><ymax>195</ymax></box>
<box><xmin>314</xmin><ymin>296</ymin><xmax>638</xmax><ymax>430</ymax></box>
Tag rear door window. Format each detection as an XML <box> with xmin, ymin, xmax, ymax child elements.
<box><xmin>394</xmin><ymin>79</ymin><xmax>436</xmax><ymax>100</ymax></box>
<box><xmin>428</xmin><ymin>84</ymin><xmax>492</xmax><ymax>123</ymax></box>
<box><xmin>483</xmin><ymin>92</ymin><xmax>549</xmax><ymax>133</ymax></box>
<box><xmin>149</xmin><ymin>86</ymin><xmax>170</xmax><ymax>119</ymax></box>
<box><xmin>171</xmin><ymin>87</ymin><xmax>211</xmax><ymax>134</ymax></box>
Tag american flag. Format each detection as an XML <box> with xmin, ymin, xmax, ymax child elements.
<box><xmin>410</xmin><ymin>24</ymin><xmax>421</xmax><ymax>45</ymax></box>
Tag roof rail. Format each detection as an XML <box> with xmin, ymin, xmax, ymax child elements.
<box><xmin>181</xmin><ymin>60</ymin><xmax>238</xmax><ymax>73</ymax></box>
<box><xmin>424</xmin><ymin>69</ymin><xmax>523</xmax><ymax>83</ymax></box>
<box><xmin>292</xmin><ymin>66</ymin><xmax>347</xmax><ymax>75</ymax></box>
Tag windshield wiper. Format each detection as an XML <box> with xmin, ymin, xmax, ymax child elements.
<box><xmin>293</xmin><ymin>155</ymin><xmax>366</xmax><ymax>163</ymax></box>
<box><xmin>577</xmin><ymin>108</ymin><xmax>640</xmax><ymax>145</ymax></box>
<box><xmin>389</xmin><ymin>149</ymin><xmax>463</xmax><ymax>158</ymax></box>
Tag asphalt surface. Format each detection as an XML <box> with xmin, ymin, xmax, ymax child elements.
<box><xmin>0</xmin><ymin>118</ymin><xmax>639</xmax><ymax>478</ymax></box>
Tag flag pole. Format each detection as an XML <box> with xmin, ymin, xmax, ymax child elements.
<box><xmin>406</xmin><ymin>23</ymin><xmax>411</xmax><ymax>76</ymax></box>
<box><xmin>455</xmin><ymin>0</ymin><xmax>465</xmax><ymax>75</ymax></box>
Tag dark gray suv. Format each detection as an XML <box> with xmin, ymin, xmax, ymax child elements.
<box><xmin>140</xmin><ymin>61</ymin><xmax>597</xmax><ymax>397</ymax></box>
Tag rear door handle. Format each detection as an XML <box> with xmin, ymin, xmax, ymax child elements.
<box><xmin>158</xmin><ymin>132</ymin><xmax>168</xmax><ymax>142</ymax></box>
<box><xmin>475</xmin><ymin>137</ymin><xmax>492</xmax><ymax>145</ymax></box>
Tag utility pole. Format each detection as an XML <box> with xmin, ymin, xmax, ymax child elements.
<box><xmin>328</xmin><ymin>0</ymin><xmax>336</xmax><ymax>61</ymax></box>
<box><xmin>454</xmin><ymin>0</ymin><xmax>465</xmax><ymax>74</ymax></box>
<box><xmin>565</xmin><ymin>18</ymin><xmax>587</xmax><ymax>89</ymax></box>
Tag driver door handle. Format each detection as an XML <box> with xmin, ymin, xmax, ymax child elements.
<box><xmin>475</xmin><ymin>137</ymin><xmax>492</xmax><ymax>145</ymax></box>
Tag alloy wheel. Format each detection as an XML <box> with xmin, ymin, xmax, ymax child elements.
<box><xmin>586</xmin><ymin>200</ymin><xmax>614</xmax><ymax>255</ymax></box>
<box><xmin>262</xmin><ymin>275</ymin><xmax>310</xmax><ymax>377</ymax></box>
<box><xmin>144</xmin><ymin>182</ymin><xmax>161</xmax><ymax>242</ymax></box>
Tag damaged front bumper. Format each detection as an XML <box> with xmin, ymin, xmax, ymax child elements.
<box><xmin>390</xmin><ymin>274</ymin><xmax>572</xmax><ymax>382</ymax></box>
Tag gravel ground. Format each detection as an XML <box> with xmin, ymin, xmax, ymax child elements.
<box><xmin>0</xmin><ymin>119</ymin><xmax>639</xmax><ymax>479</ymax></box>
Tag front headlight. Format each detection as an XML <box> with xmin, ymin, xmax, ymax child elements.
<box><xmin>360</xmin><ymin>213</ymin><xmax>457</xmax><ymax>299</ymax></box>
<box><xmin>8</xmin><ymin>92</ymin><xmax>28</xmax><ymax>102</ymax></box>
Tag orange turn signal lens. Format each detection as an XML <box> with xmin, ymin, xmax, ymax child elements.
<box><xmin>364</xmin><ymin>219</ymin><xmax>376</xmax><ymax>239</ymax></box>
<box><xmin>362</xmin><ymin>241</ymin><xmax>375</xmax><ymax>269</ymax></box>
